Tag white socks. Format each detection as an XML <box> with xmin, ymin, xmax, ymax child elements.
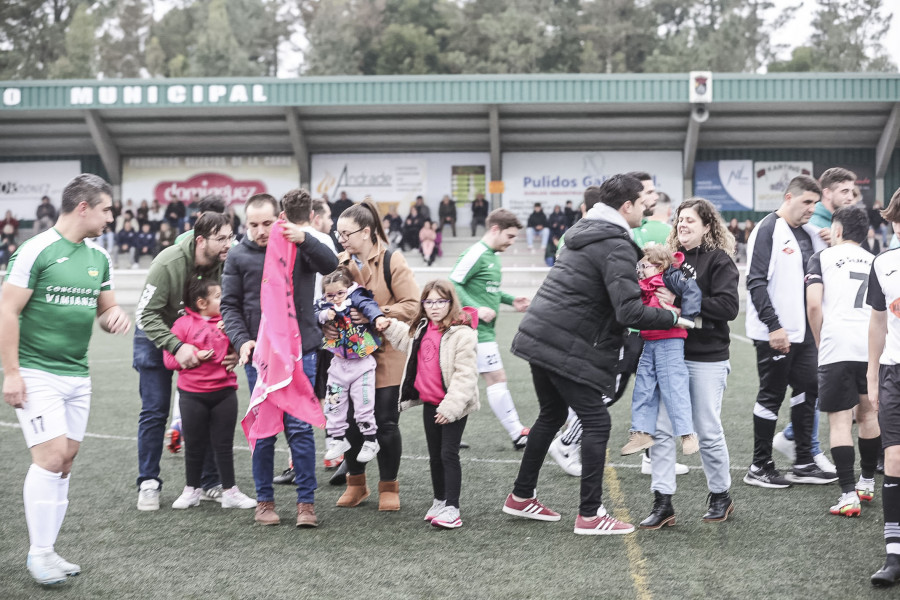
<box><xmin>24</xmin><ymin>464</ymin><xmax>69</xmax><ymax>555</ymax></box>
<box><xmin>486</xmin><ymin>382</ymin><xmax>524</xmax><ymax>439</ymax></box>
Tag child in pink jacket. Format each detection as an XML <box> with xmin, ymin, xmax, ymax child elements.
<box><xmin>163</xmin><ymin>278</ymin><xmax>256</xmax><ymax>511</ymax></box>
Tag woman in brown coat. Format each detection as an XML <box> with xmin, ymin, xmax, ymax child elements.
<box><xmin>332</xmin><ymin>200</ymin><xmax>421</xmax><ymax>511</ymax></box>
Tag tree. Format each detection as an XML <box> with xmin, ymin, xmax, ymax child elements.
<box><xmin>145</xmin><ymin>36</ymin><xmax>167</xmax><ymax>77</ymax></box>
<box><xmin>301</xmin><ymin>0</ymin><xmax>385</xmax><ymax>75</ymax></box>
<box><xmin>148</xmin><ymin>5</ymin><xmax>194</xmax><ymax>77</ymax></box>
<box><xmin>189</xmin><ymin>0</ymin><xmax>257</xmax><ymax>76</ymax></box>
<box><xmin>375</xmin><ymin>23</ymin><xmax>440</xmax><ymax>74</ymax></box>
<box><xmin>48</xmin><ymin>5</ymin><xmax>98</xmax><ymax>78</ymax></box>
<box><xmin>98</xmin><ymin>0</ymin><xmax>151</xmax><ymax>78</ymax></box>
<box><xmin>579</xmin><ymin>0</ymin><xmax>658</xmax><ymax>73</ymax></box>
<box><xmin>807</xmin><ymin>0</ymin><xmax>895</xmax><ymax>71</ymax></box>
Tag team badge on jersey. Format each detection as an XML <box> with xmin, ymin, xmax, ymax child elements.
<box><xmin>890</xmin><ymin>297</ymin><xmax>900</xmax><ymax>319</ymax></box>
<box><xmin>87</xmin><ymin>266</ymin><xmax>99</xmax><ymax>278</ymax></box>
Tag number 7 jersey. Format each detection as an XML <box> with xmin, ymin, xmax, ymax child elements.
<box><xmin>804</xmin><ymin>243</ymin><xmax>873</xmax><ymax>365</ymax></box>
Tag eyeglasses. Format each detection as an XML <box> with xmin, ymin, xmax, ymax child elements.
<box><xmin>337</xmin><ymin>227</ymin><xmax>366</xmax><ymax>242</ymax></box>
<box><xmin>422</xmin><ymin>299</ymin><xmax>450</xmax><ymax>308</ymax></box>
<box><xmin>325</xmin><ymin>290</ymin><xmax>348</xmax><ymax>301</ymax></box>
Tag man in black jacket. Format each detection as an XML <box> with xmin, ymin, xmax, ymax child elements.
<box><xmin>221</xmin><ymin>190</ymin><xmax>337</xmax><ymax>527</ymax></box>
<box><xmin>502</xmin><ymin>174</ymin><xmax>679</xmax><ymax>536</ymax></box>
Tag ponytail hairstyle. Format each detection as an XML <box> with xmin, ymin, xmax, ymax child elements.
<box><xmin>321</xmin><ymin>265</ymin><xmax>355</xmax><ymax>290</ymax></box>
<box><xmin>409</xmin><ymin>279</ymin><xmax>469</xmax><ymax>336</ymax></box>
<box><xmin>185</xmin><ymin>276</ymin><xmax>221</xmax><ymax>312</ymax></box>
<box><xmin>341</xmin><ymin>198</ymin><xmax>388</xmax><ymax>245</ymax></box>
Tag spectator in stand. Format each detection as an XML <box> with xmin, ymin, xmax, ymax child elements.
<box><xmin>728</xmin><ymin>218</ymin><xmax>741</xmax><ymax>239</ymax></box>
<box><xmin>332</xmin><ymin>191</ymin><xmax>355</xmax><ymax>228</ymax></box>
<box><xmin>95</xmin><ymin>223</ymin><xmax>116</xmax><ymax>258</ymax></box>
<box><xmin>864</xmin><ymin>227</ymin><xmax>882</xmax><ymax>255</ymax></box>
<box><xmin>525</xmin><ymin>203</ymin><xmax>550</xmax><ymax>250</ymax></box>
<box><xmin>743</xmin><ymin>219</ymin><xmax>755</xmax><ymax>244</ymax></box>
<box><xmin>564</xmin><ymin>200</ymin><xmax>578</xmax><ymax>227</ymax></box>
<box><xmin>148</xmin><ymin>200</ymin><xmax>165</xmax><ymax>233</ymax></box>
<box><xmin>870</xmin><ymin>200</ymin><xmax>890</xmax><ymax>246</ymax></box>
<box><xmin>187</xmin><ymin>195</ymin><xmax>203</xmax><ymax>227</ymax></box>
<box><xmin>0</xmin><ymin>241</ymin><xmax>16</xmax><ymax>269</ymax></box>
<box><xmin>136</xmin><ymin>223</ymin><xmax>156</xmax><ymax>264</ymax></box>
<box><xmin>386</xmin><ymin>205</ymin><xmax>403</xmax><ymax>235</ymax></box>
<box><xmin>175</xmin><ymin>195</ymin><xmax>227</xmax><ymax>244</ymax></box>
<box><xmin>402</xmin><ymin>206</ymin><xmax>424</xmax><ymax>251</ymax></box>
<box><xmin>1</xmin><ymin>210</ymin><xmax>19</xmax><ymax>243</ymax></box>
<box><xmin>112</xmin><ymin>199</ymin><xmax>123</xmax><ymax>225</ymax></box>
<box><xmin>420</xmin><ymin>220</ymin><xmax>438</xmax><ymax>266</ymax></box>
<box><xmin>471</xmin><ymin>194</ymin><xmax>489</xmax><ymax>236</ymax></box>
<box><xmin>137</xmin><ymin>200</ymin><xmax>150</xmax><ymax>228</ymax></box>
<box><xmin>117</xmin><ymin>209</ymin><xmax>138</xmax><ymax>233</ymax></box>
<box><xmin>383</xmin><ymin>216</ymin><xmax>403</xmax><ymax>251</ymax></box>
<box><xmin>157</xmin><ymin>222</ymin><xmax>176</xmax><ymax>254</ymax></box>
<box><xmin>439</xmin><ymin>195</ymin><xmax>457</xmax><ymax>237</ymax></box>
<box><xmin>166</xmin><ymin>198</ymin><xmax>186</xmax><ymax>231</ymax></box>
<box><xmin>412</xmin><ymin>195</ymin><xmax>431</xmax><ymax>222</ymax></box>
<box><xmin>226</xmin><ymin>206</ymin><xmax>242</xmax><ymax>240</ymax></box>
<box><xmin>548</xmin><ymin>205</ymin><xmax>568</xmax><ymax>239</ymax></box>
<box><xmin>116</xmin><ymin>219</ymin><xmax>139</xmax><ymax>269</ymax></box>
<box><xmin>35</xmin><ymin>195</ymin><xmax>57</xmax><ymax>234</ymax></box>
<box><xmin>545</xmin><ymin>234</ymin><xmax>560</xmax><ymax>267</ymax></box>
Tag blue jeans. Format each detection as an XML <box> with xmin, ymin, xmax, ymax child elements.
<box><xmin>631</xmin><ymin>338</ymin><xmax>694</xmax><ymax>437</ymax></box>
<box><xmin>651</xmin><ymin>360</ymin><xmax>733</xmax><ymax>495</ymax></box>
<box><xmin>252</xmin><ymin>351</ymin><xmax>318</xmax><ymax>504</ymax></box>
<box><xmin>782</xmin><ymin>406</ymin><xmax>822</xmax><ymax>456</ymax></box>
<box><xmin>134</xmin><ymin>328</ymin><xmax>219</xmax><ymax>490</ymax></box>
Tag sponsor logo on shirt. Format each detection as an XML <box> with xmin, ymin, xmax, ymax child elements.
<box><xmin>87</xmin><ymin>266</ymin><xmax>99</xmax><ymax>278</ymax></box>
<box><xmin>782</xmin><ymin>247</ymin><xmax>795</xmax><ymax>255</ymax></box>
<box><xmin>890</xmin><ymin>297</ymin><xmax>900</xmax><ymax>319</ymax></box>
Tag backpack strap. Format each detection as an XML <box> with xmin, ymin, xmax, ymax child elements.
<box><xmin>383</xmin><ymin>248</ymin><xmax>394</xmax><ymax>298</ymax></box>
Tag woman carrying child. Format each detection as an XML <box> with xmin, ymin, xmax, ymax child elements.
<box><xmin>382</xmin><ymin>280</ymin><xmax>479</xmax><ymax>528</ymax></box>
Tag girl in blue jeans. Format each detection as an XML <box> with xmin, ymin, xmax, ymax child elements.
<box><xmin>621</xmin><ymin>245</ymin><xmax>701</xmax><ymax>457</ymax></box>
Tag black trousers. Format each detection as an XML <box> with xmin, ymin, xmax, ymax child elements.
<box><xmin>752</xmin><ymin>340</ymin><xmax>817</xmax><ymax>466</ymax></box>
<box><xmin>179</xmin><ymin>388</ymin><xmax>238</xmax><ymax>490</ymax></box>
<box><xmin>345</xmin><ymin>385</ymin><xmax>402</xmax><ymax>481</ymax></box>
<box><xmin>422</xmin><ymin>403</ymin><xmax>467</xmax><ymax>508</ymax></box>
<box><xmin>513</xmin><ymin>364</ymin><xmax>612</xmax><ymax>517</ymax></box>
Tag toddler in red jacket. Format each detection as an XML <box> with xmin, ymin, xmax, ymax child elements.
<box><xmin>163</xmin><ymin>278</ymin><xmax>256</xmax><ymax>511</ymax></box>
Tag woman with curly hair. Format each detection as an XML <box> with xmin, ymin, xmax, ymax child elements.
<box><xmin>638</xmin><ymin>197</ymin><xmax>740</xmax><ymax>529</ymax></box>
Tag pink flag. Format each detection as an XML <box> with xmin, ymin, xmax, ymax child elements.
<box><xmin>241</xmin><ymin>221</ymin><xmax>325</xmax><ymax>451</ymax></box>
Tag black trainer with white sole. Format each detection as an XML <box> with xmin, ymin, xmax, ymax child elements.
<box><xmin>787</xmin><ymin>463</ymin><xmax>838</xmax><ymax>484</ymax></box>
<box><xmin>742</xmin><ymin>462</ymin><xmax>791</xmax><ymax>489</ymax></box>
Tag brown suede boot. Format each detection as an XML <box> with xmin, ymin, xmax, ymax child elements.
<box><xmin>378</xmin><ymin>480</ymin><xmax>400</xmax><ymax>512</ymax></box>
<box><xmin>336</xmin><ymin>473</ymin><xmax>370</xmax><ymax>507</ymax></box>
<box><xmin>255</xmin><ymin>501</ymin><xmax>280</xmax><ymax>526</ymax></box>
<box><xmin>296</xmin><ymin>502</ymin><xmax>318</xmax><ymax>527</ymax></box>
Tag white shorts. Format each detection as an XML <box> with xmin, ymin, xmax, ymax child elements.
<box><xmin>477</xmin><ymin>342</ymin><xmax>504</xmax><ymax>374</ymax></box>
<box><xmin>15</xmin><ymin>368</ymin><xmax>91</xmax><ymax>448</ymax></box>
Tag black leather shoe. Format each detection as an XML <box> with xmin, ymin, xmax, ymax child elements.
<box><xmin>328</xmin><ymin>459</ymin><xmax>348</xmax><ymax>486</ymax></box>
<box><xmin>639</xmin><ymin>490</ymin><xmax>675</xmax><ymax>529</ymax></box>
<box><xmin>872</xmin><ymin>555</ymin><xmax>900</xmax><ymax>587</ymax></box>
<box><xmin>702</xmin><ymin>491</ymin><xmax>735</xmax><ymax>522</ymax></box>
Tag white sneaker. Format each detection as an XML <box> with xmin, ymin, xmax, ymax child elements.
<box><xmin>200</xmin><ymin>484</ymin><xmax>223</xmax><ymax>503</ymax></box>
<box><xmin>548</xmin><ymin>437</ymin><xmax>582</xmax><ymax>477</ymax></box>
<box><xmin>221</xmin><ymin>486</ymin><xmax>257</xmax><ymax>509</ymax></box>
<box><xmin>49</xmin><ymin>552</ymin><xmax>80</xmax><ymax>577</ymax></box>
<box><xmin>640</xmin><ymin>453</ymin><xmax>689</xmax><ymax>475</ymax></box>
<box><xmin>424</xmin><ymin>499</ymin><xmax>446</xmax><ymax>522</ymax></box>
<box><xmin>431</xmin><ymin>505</ymin><xmax>462</xmax><ymax>529</ymax></box>
<box><xmin>137</xmin><ymin>479</ymin><xmax>161</xmax><ymax>511</ymax></box>
<box><xmin>772</xmin><ymin>431</ymin><xmax>796</xmax><ymax>463</ymax></box>
<box><xmin>814</xmin><ymin>452</ymin><xmax>837</xmax><ymax>474</ymax></box>
<box><xmin>27</xmin><ymin>551</ymin><xmax>68</xmax><ymax>585</ymax></box>
<box><xmin>324</xmin><ymin>438</ymin><xmax>352</xmax><ymax>461</ymax></box>
<box><xmin>172</xmin><ymin>486</ymin><xmax>201</xmax><ymax>509</ymax></box>
<box><xmin>357</xmin><ymin>439</ymin><xmax>380</xmax><ymax>463</ymax></box>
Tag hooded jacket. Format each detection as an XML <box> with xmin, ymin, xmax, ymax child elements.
<box><xmin>163</xmin><ymin>308</ymin><xmax>237</xmax><ymax>393</ymax></box>
<box><xmin>221</xmin><ymin>235</ymin><xmax>266</xmax><ymax>353</ymax></box>
<box><xmin>511</xmin><ymin>203</ymin><xmax>675</xmax><ymax>396</ymax></box>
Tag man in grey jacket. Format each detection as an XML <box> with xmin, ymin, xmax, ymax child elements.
<box><xmin>502</xmin><ymin>174</ymin><xmax>679</xmax><ymax>536</ymax></box>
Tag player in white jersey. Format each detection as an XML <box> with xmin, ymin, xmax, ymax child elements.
<box><xmin>805</xmin><ymin>206</ymin><xmax>880</xmax><ymax>519</ymax></box>
<box><xmin>867</xmin><ymin>188</ymin><xmax>900</xmax><ymax>587</ymax></box>
<box><xmin>0</xmin><ymin>174</ymin><xmax>131</xmax><ymax>586</ymax></box>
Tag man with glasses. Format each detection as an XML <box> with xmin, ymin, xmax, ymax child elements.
<box><xmin>133</xmin><ymin>213</ymin><xmax>237</xmax><ymax>511</ymax></box>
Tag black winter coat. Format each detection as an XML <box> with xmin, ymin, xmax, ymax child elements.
<box><xmin>221</xmin><ymin>236</ymin><xmax>266</xmax><ymax>354</ymax></box>
<box><xmin>677</xmin><ymin>244</ymin><xmax>740</xmax><ymax>362</ymax></box>
<box><xmin>511</xmin><ymin>216</ymin><xmax>674</xmax><ymax>396</ymax></box>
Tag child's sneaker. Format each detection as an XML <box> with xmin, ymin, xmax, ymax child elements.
<box><xmin>573</xmin><ymin>506</ymin><xmax>635</xmax><ymax>535</ymax></box>
<box><xmin>857</xmin><ymin>476</ymin><xmax>876</xmax><ymax>502</ymax></box>
<box><xmin>621</xmin><ymin>431</ymin><xmax>654</xmax><ymax>455</ymax></box>
<box><xmin>830</xmin><ymin>491</ymin><xmax>861</xmax><ymax>517</ymax></box>
<box><xmin>513</xmin><ymin>428</ymin><xmax>530</xmax><ymax>450</ymax></box>
<box><xmin>681</xmin><ymin>434</ymin><xmax>699</xmax><ymax>455</ymax></box>
<box><xmin>165</xmin><ymin>420</ymin><xmax>182</xmax><ymax>454</ymax></box>
<box><xmin>424</xmin><ymin>499</ymin><xmax>446</xmax><ymax>522</ymax></box>
<box><xmin>324</xmin><ymin>438</ymin><xmax>352</xmax><ymax>461</ymax></box>
<box><xmin>357</xmin><ymin>440</ymin><xmax>380</xmax><ymax>463</ymax></box>
<box><xmin>200</xmin><ymin>484</ymin><xmax>223</xmax><ymax>503</ymax></box>
<box><xmin>431</xmin><ymin>505</ymin><xmax>463</xmax><ymax>529</ymax></box>
<box><xmin>221</xmin><ymin>486</ymin><xmax>257</xmax><ymax>509</ymax></box>
<box><xmin>172</xmin><ymin>486</ymin><xmax>202</xmax><ymax>509</ymax></box>
<box><xmin>323</xmin><ymin>455</ymin><xmax>343</xmax><ymax>469</ymax></box>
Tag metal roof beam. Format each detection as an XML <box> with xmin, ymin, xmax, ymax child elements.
<box><xmin>285</xmin><ymin>107</ymin><xmax>309</xmax><ymax>188</ymax></box>
<box><xmin>489</xmin><ymin>105</ymin><xmax>501</xmax><ymax>209</ymax></box>
<box><xmin>84</xmin><ymin>110</ymin><xmax>121</xmax><ymax>185</ymax></box>
<box><xmin>876</xmin><ymin>102</ymin><xmax>900</xmax><ymax>178</ymax></box>
<box><xmin>683</xmin><ymin>108</ymin><xmax>703</xmax><ymax>198</ymax></box>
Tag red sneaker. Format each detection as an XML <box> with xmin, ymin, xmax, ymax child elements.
<box><xmin>323</xmin><ymin>455</ymin><xmax>344</xmax><ymax>470</ymax></box>
<box><xmin>502</xmin><ymin>493</ymin><xmax>561</xmax><ymax>521</ymax></box>
<box><xmin>165</xmin><ymin>427</ymin><xmax>181</xmax><ymax>454</ymax></box>
<box><xmin>574</xmin><ymin>507</ymin><xmax>635</xmax><ymax>535</ymax></box>
<box><xmin>513</xmin><ymin>428</ymin><xmax>530</xmax><ymax>450</ymax></box>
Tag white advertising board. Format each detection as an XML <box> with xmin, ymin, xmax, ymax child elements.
<box><xmin>502</xmin><ymin>152</ymin><xmax>683</xmax><ymax>223</ymax></box>
<box><xmin>311</xmin><ymin>153</ymin><xmax>491</xmax><ymax>219</ymax></box>
<box><xmin>121</xmin><ymin>156</ymin><xmax>300</xmax><ymax>207</ymax></box>
<box><xmin>753</xmin><ymin>161</ymin><xmax>814</xmax><ymax>212</ymax></box>
<box><xmin>0</xmin><ymin>160</ymin><xmax>82</xmax><ymax>219</ymax></box>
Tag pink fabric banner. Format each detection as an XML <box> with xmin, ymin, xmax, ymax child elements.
<box><xmin>241</xmin><ymin>221</ymin><xmax>325</xmax><ymax>451</ymax></box>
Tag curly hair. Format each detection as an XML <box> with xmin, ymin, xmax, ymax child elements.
<box><xmin>666</xmin><ymin>197</ymin><xmax>736</xmax><ymax>257</ymax></box>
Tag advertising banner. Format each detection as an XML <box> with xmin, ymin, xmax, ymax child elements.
<box><xmin>693</xmin><ymin>160</ymin><xmax>754</xmax><ymax>212</ymax></box>
<box><xmin>311</xmin><ymin>153</ymin><xmax>490</xmax><ymax>218</ymax></box>
<box><xmin>0</xmin><ymin>160</ymin><xmax>81</xmax><ymax>219</ymax></box>
<box><xmin>502</xmin><ymin>152</ymin><xmax>683</xmax><ymax>223</ymax></box>
<box><xmin>754</xmin><ymin>161</ymin><xmax>813</xmax><ymax>212</ymax></box>
<box><xmin>121</xmin><ymin>156</ymin><xmax>299</xmax><ymax>207</ymax></box>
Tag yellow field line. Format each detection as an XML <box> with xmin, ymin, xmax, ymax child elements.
<box><xmin>605</xmin><ymin>454</ymin><xmax>652</xmax><ymax>600</ymax></box>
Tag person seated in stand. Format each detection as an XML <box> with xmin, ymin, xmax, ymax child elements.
<box><xmin>116</xmin><ymin>219</ymin><xmax>139</xmax><ymax>269</ymax></box>
<box><xmin>526</xmin><ymin>203</ymin><xmax>550</xmax><ymax>250</ymax></box>
<box><xmin>135</xmin><ymin>223</ymin><xmax>156</xmax><ymax>265</ymax></box>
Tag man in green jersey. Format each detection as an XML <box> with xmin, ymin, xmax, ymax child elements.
<box><xmin>1</xmin><ymin>174</ymin><xmax>131</xmax><ymax>586</ymax></box>
<box><xmin>450</xmin><ymin>208</ymin><xmax>531</xmax><ymax>449</ymax></box>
